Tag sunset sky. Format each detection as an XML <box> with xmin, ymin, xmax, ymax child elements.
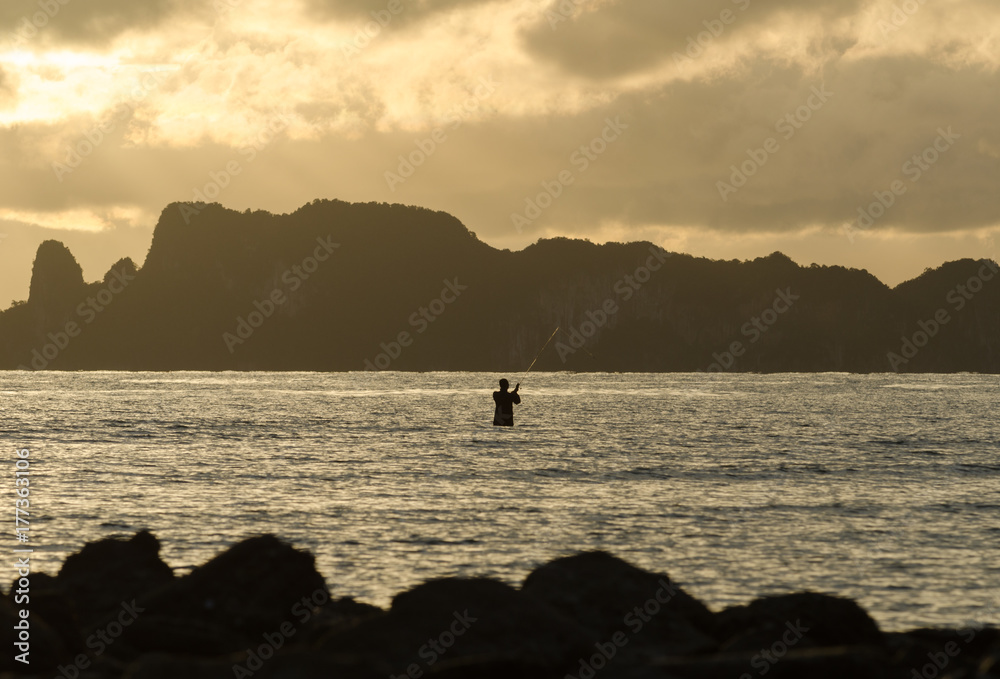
<box><xmin>1</xmin><ymin>0</ymin><xmax>998</xmax><ymax>303</ymax></box>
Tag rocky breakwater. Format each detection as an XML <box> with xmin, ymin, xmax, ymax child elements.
<box><xmin>3</xmin><ymin>532</ymin><xmax>998</xmax><ymax>678</ymax></box>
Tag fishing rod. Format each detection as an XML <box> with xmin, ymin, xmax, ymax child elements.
<box><xmin>517</xmin><ymin>326</ymin><xmax>561</xmax><ymax>386</ymax></box>
<box><xmin>514</xmin><ymin>324</ymin><xmax>600</xmax><ymax>387</ymax></box>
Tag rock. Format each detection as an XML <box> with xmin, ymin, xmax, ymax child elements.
<box><xmin>57</xmin><ymin>530</ymin><xmax>174</xmax><ymax>630</ymax></box>
<box><xmin>291</xmin><ymin>596</ymin><xmax>384</xmax><ymax>646</ymax></box>
<box><xmin>22</xmin><ymin>533</ymin><xmax>994</xmax><ymax>679</ymax></box>
<box><xmin>977</xmin><ymin>649</ymin><xmax>1000</xmax><ymax>678</ymax></box>
<box><xmin>57</xmin><ymin>652</ymin><xmax>130</xmax><ymax>679</ymax></box>
<box><xmin>104</xmin><ymin>257</ymin><xmax>138</xmax><ymax>287</ymax></box>
<box><xmin>716</xmin><ymin>592</ymin><xmax>883</xmax><ymax>651</ymax></box>
<box><xmin>320</xmin><ymin>577</ymin><xmax>592</xmax><ymax>675</ymax></box>
<box><xmin>424</xmin><ymin>655</ymin><xmax>567</xmax><ymax>678</ymax></box>
<box><xmin>1</xmin><ymin>593</ymin><xmax>67</xmax><ymax>672</ymax></box>
<box><xmin>903</xmin><ymin>627</ymin><xmax>1000</xmax><ymax>659</ymax></box>
<box><xmin>636</xmin><ymin>645</ymin><xmax>894</xmax><ymax>679</ymax></box>
<box><xmin>125</xmin><ymin>650</ymin><xmax>387</xmax><ymax>679</ymax></box>
<box><xmin>890</xmin><ymin>627</ymin><xmax>1000</xmax><ymax>679</ymax></box>
<box><xmin>138</xmin><ymin>535</ymin><xmax>328</xmax><ymax>646</ymax></box>
<box><xmin>520</xmin><ymin>551</ymin><xmax>718</xmax><ymax>659</ymax></box>
<box><xmin>28</xmin><ymin>240</ymin><xmax>87</xmax><ymax>310</ymax></box>
<box><xmin>123</xmin><ymin>653</ymin><xmax>238</xmax><ymax>679</ymax></box>
<box><xmin>250</xmin><ymin>650</ymin><xmax>388</xmax><ymax>679</ymax></box>
<box><xmin>118</xmin><ymin>614</ymin><xmax>246</xmax><ymax>657</ymax></box>
<box><xmin>9</xmin><ymin>571</ymin><xmax>84</xmax><ymax>657</ymax></box>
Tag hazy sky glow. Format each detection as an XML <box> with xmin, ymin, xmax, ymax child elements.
<box><xmin>1</xmin><ymin>0</ymin><xmax>999</xmax><ymax>301</ymax></box>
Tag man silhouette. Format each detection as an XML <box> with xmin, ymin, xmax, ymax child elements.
<box><xmin>493</xmin><ymin>378</ymin><xmax>520</xmax><ymax>427</ymax></box>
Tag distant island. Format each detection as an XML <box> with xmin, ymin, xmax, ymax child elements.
<box><xmin>1</xmin><ymin>199</ymin><xmax>998</xmax><ymax>372</ymax></box>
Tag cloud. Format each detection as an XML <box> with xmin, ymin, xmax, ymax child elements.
<box><xmin>1</xmin><ymin>0</ymin><xmax>999</xmax><ymax>305</ymax></box>
<box><xmin>0</xmin><ymin>0</ymin><xmax>201</xmax><ymax>47</ymax></box>
<box><xmin>369</xmin><ymin>55</ymin><xmax>999</xmax><ymax>244</ymax></box>
<box><xmin>521</xmin><ymin>0</ymin><xmax>867</xmax><ymax>80</ymax></box>
<box><xmin>302</xmin><ymin>0</ymin><xmax>499</xmax><ymax>26</ymax></box>
<box><xmin>3</xmin><ymin>34</ymin><xmax>999</xmax><ymax>241</ymax></box>
<box><xmin>0</xmin><ymin>66</ymin><xmax>17</xmax><ymax>108</ymax></box>
<box><xmin>610</xmin><ymin>63</ymin><xmax>994</xmax><ymax>235</ymax></box>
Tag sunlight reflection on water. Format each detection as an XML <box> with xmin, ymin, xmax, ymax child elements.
<box><xmin>4</xmin><ymin>371</ymin><xmax>999</xmax><ymax>631</ymax></box>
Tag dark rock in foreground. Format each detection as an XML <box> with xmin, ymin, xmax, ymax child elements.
<box><xmin>139</xmin><ymin>534</ymin><xmax>328</xmax><ymax>636</ymax></box>
<box><xmin>716</xmin><ymin>591</ymin><xmax>884</xmax><ymax>650</ymax></box>
<box><xmin>320</xmin><ymin>577</ymin><xmax>592</xmax><ymax>674</ymax></box>
<box><xmin>56</xmin><ymin>530</ymin><xmax>174</xmax><ymax>631</ymax></box>
<box><xmin>522</xmin><ymin>550</ymin><xmax>718</xmax><ymax>662</ymax></box>
<box><xmin>6</xmin><ymin>532</ymin><xmax>997</xmax><ymax>678</ymax></box>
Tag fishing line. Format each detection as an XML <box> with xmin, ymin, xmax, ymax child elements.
<box><xmin>559</xmin><ymin>327</ymin><xmax>598</xmax><ymax>361</ymax></box>
<box><xmin>518</xmin><ymin>326</ymin><xmax>561</xmax><ymax>384</ymax></box>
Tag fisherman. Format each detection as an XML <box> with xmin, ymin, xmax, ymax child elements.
<box><xmin>493</xmin><ymin>379</ymin><xmax>520</xmax><ymax>427</ymax></box>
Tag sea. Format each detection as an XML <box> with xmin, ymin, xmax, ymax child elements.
<box><xmin>3</xmin><ymin>371</ymin><xmax>999</xmax><ymax>632</ymax></box>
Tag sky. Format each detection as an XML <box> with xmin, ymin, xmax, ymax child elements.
<box><xmin>0</xmin><ymin>0</ymin><xmax>998</xmax><ymax>303</ymax></box>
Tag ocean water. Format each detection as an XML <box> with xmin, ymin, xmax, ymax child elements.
<box><xmin>3</xmin><ymin>371</ymin><xmax>999</xmax><ymax>632</ymax></box>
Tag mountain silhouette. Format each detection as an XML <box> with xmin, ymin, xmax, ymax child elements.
<box><xmin>1</xmin><ymin>199</ymin><xmax>999</xmax><ymax>372</ymax></box>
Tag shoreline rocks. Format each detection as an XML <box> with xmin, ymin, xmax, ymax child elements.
<box><xmin>4</xmin><ymin>532</ymin><xmax>997</xmax><ymax>678</ymax></box>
